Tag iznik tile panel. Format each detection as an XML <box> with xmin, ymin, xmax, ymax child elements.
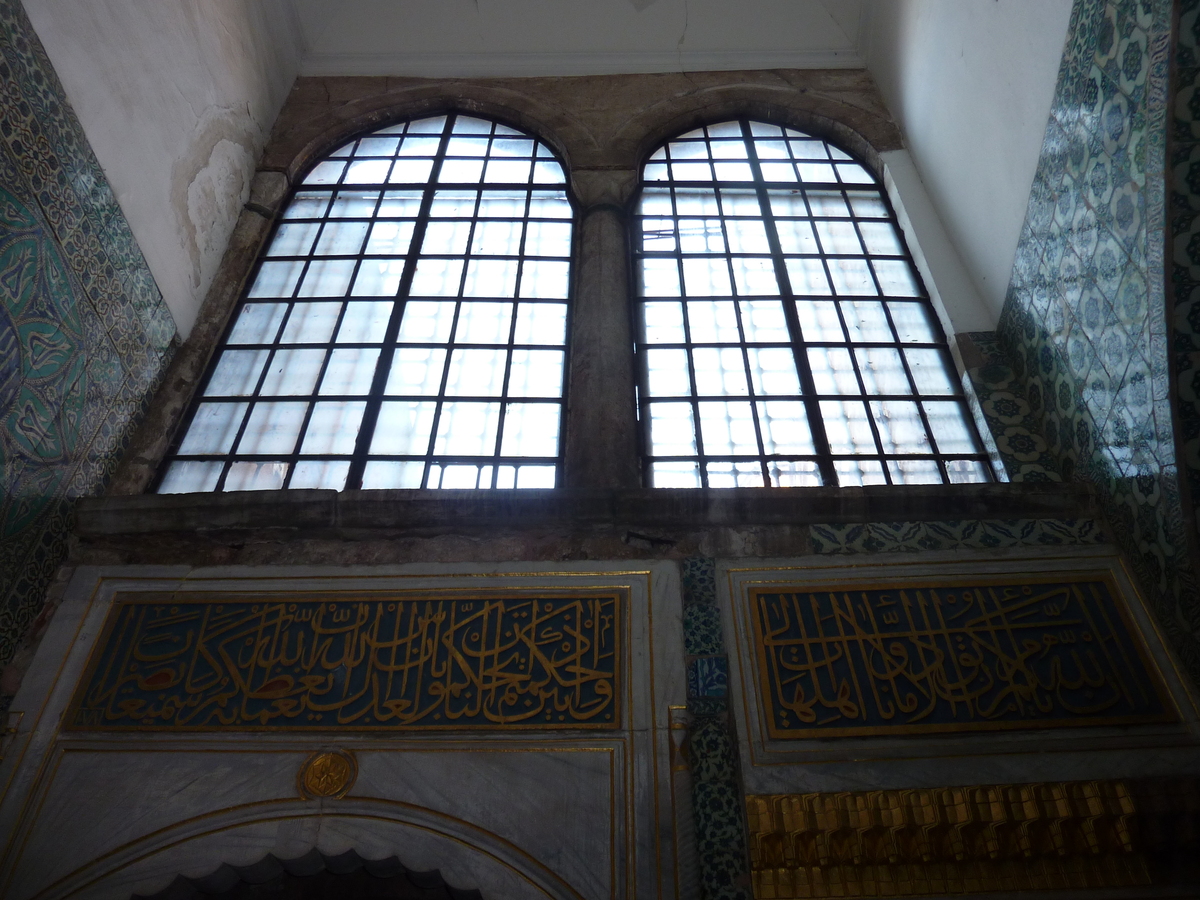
<box><xmin>0</xmin><ymin>0</ymin><xmax>174</xmax><ymax>693</ymax></box>
<box><xmin>749</xmin><ymin>576</ymin><xmax>1175</xmax><ymax>739</ymax></box>
<box><xmin>67</xmin><ymin>592</ymin><xmax>621</xmax><ymax>730</ymax></box>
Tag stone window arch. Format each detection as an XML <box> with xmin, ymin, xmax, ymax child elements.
<box><xmin>631</xmin><ymin>118</ymin><xmax>996</xmax><ymax>488</ymax></box>
<box><xmin>156</xmin><ymin>111</ymin><xmax>574</xmax><ymax>493</ymax></box>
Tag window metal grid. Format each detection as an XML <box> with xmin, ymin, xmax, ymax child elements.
<box><xmin>156</xmin><ymin>113</ymin><xmax>573</xmax><ymax>494</ymax></box>
<box><xmin>633</xmin><ymin>119</ymin><xmax>995</xmax><ymax>488</ymax></box>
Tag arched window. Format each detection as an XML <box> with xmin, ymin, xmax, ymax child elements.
<box><xmin>157</xmin><ymin>113</ymin><xmax>573</xmax><ymax>493</ymax></box>
<box><xmin>633</xmin><ymin>119</ymin><xmax>994</xmax><ymax>488</ymax></box>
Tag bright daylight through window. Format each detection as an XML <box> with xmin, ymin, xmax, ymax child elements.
<box><xmin>634</xmin><ymin>119</ymin><xmax>995</xmax><ymax>488</ymax></box>
<box><xmin>157</xmin><ymin>113</ymin><xmax>573</xmax><ymax>493</ymax></box>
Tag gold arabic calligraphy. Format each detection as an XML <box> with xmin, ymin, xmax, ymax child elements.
<box><xmin>752</xmin><ymin>579</ymin><xmax>1170</xmax><ymax>737</ymax></box>
<box><xmin>69</xmin><ymin>593</ymin><xmax>620</xmax><ymax>730</ymax></box>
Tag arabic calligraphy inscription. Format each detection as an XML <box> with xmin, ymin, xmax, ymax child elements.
<box><xmin>68</xmin><ymin>592</ymin><xmax>621</xmax><ymax>730</ymax></box>
<box><xmin>751</xmin><ymin>577</ymin><xmax>1174</xmax><ymax>737</ymax></box>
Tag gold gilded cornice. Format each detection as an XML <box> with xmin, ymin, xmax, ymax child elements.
<box><xmin>747</xmin><ymin>779</ymin><xmax>1200</xmax><ymax>898</ymax></box>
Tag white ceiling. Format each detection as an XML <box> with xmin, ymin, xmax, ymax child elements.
<box><xmin>288</xmin><ymin>0</ymin><xmax>865</xmax><ymax>77</ymax></box>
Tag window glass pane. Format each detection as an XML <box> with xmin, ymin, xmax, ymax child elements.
<box><xmin>840</xmin><ymin>300</ymin><xmax>892</xmax><ymax>343</ymax></box>
<box><xmin>887</xmin><ymin>458</ymin><xmax>942</xmax><ymax>485</ymax></box>
<box><xmin>473</xmin><ymin>219</ymin><xmax>524</xmax><ymax>255</ymax></box>
<box><xmin>924</xmin><ymin>401</ymin><xmax>980</xmax><ymax>454</ymax></box>
<box><xmin>237</xmin><ymin>402</ymin><xmax>308</xmax><ymax>455</ymax></box>
<box><xmin>351</xmin><ymin>260</ymin><xmax>405</xmax><ymax>296</ymax></box>
<box><xmin>229</xmin><ymin>303</ymin><xmax>287</xmax><ymax>344</ymax></box>
<box><xmin>739</xmin><ymin>300</ymin><xmax>790</xmax><ymax>343</ymax></box>
<box><xmin>362</xmin><ymin>459</ymin><xmax>426</xmax><ymax>489</ymax></box>
<box><xmin>299</xmin><ymin>401</ymin><xmax>366</xmax><ymax>454</ymax></box>
<box><xmin>855</xmin><ymin>347</ymin><xmax>911</xmax><ymax>395</ymax></box>
<box><xmin>682</xmin><ymin>257</ymin><xmax>732</xmax><ymax>296</ymax></box>
<box><xmin>693</xmin><ymin>347</ymin><xmax>749</xmax><ymax>396</ymax></box>
<box><xmin>686</xmin><ymin>300</ymin><xmax>738</xmax><ymax>343</ymax></box>
<box><xmin>834</xmin><ymin>459</ymin><xmax>887</xmax><ymax>487</ymax></box>
<box><xmin>260</xmin><ymin>348</ymin><xmax>326</xmax><ymax>396</ymax></box>
<box><xmin>281</xmin><ymin>302</ymin><xmax>343</xmax><ymax>343</ymax></box>
<box><xmin>500</xmin><ymin>403</ymin><xmax>560</xmax><ymax>456</ymax></box>
<box><xmin>808</xmin><ymin>347</ymin><xmax>858</xmax><ymax>394</ymax></box>
<box><xmin>870</xmin><ymin>400</ymin><xmax>931</xmax><ymax>454</ymax></box>
<box><xmin>290</xmin><ymin>460</ymin><xmax>351</xmax><ymax>490</ymax></box>
<box><xmin>336</xmin><ymin>301</ymin><xmax>395</xmax><ymax>342</ymax></box>
<box><xmin>649</xmin><ymin>402</ymin><xmax>697</xmax><ymax>456</ymax></box>
<box><xmin>365</xmin><ymin>221</ymin><xmax>415</xmax><ymax>255</ymax></box>
<box><xmin>646</xmin><ymin>348</ymin><xmax>691</xmax><ymax>396</ymax></box>
<box><xmin>907</xmin><ymin>349</ymin><xmax>957</xmax><ymax>395</ymax></box>
<box><xmin>756</xmin><ymin>401</ymin><xmax>814</xmax><ymax>454</ymax></box>
<box><xmin>643</xmin><ymin>301</ymin><xmax>685</xmax><ymax>343</ymax></box>
<box><xmin>464</xmin><ymin>259</ymin><xmax>519</xmax><ymax>297</ymax></box>
<box><xmin>769</xmin><ymin>461</ymin><xmax>822</xmax><ymax>487</ymax></box>
<box><xmin>433</xmin><ymin>401</ymin><xmax>501</xmax><ymax>455</ymax></box>
<box><xmin>519</xmin><ymin>260</ymin><xmax>570</xmax><ymax>298</ymax></box>
<box><xmin>330</xmin><ymin>190</ymin><xmax>382</xmax><ymax>217</ymax></box>
<box><xmin>178</xmin><ymin>403</ymin><xmax>247</xmax><ymax>454</ymax></box>
<box><xmin>513</xmin><ymin>303</ymin><xmax>567</xmax><ymax>345</ymax></box>
<box><xmin>651</xmin><ymin>461</ymin><xmax>702</xmax><ymax>487</ymax></box>
<box><xmin>888</xmin><ymin>302</ymin><xmax>938</xmax><ymax>343</ymax></box>
<box><xmin>386</xmin><ymin>348</ymin><xmax>448</xmax><ymax>395</ymax></box>
<box><xmin>397</xmin><ymin>301</ymin><xmax>456</xmax><ymax>343</ymax></box>
<box><xmin>320</xmin><ymin>348</ymin><xmax>380</xmax><ymax>395</ymax></box>
<box><xmin>747</xmin><ymin>348</ymin><xmax>801</xmax><ymax>395</ymax></box>
<box><xmin>371</xmin><ymin>401</ymin><xmax>437</xmax><ymax>455</ymax></box>
<box><xmin>249</xmin><ymin>261</ymin><xmax>305</xmax><ymax>298</ymax></box>
<box><xmin>205</xmin><ymin>350</ymin><xmax>269</xmax><ymax>396</ymax></box>
<box><xmin>267</xmin><ymin>222</ymin><xmax>320</xmax><ymax>257</ymax></box>
<box><xmin>455</xmin><ymin>301</ymin><xmax>513</xmax><ymax>343</ymax></box>
<box><xmin>508</xmin><ymin>350</ymin><xmax>564</xmax><ymax>397</ymax></box>
<box><xmin>697</xmin><ymin>401</ymin><xmax>758</xmax><ymax>454</ymax></box>
<box><xmin>707</xmin><ymin>461</ymin><xmax>765</xmax><ymax>488</ymax></box>
<box><xmin>446</xmin><ymin>348</ymin><xmax>507</xmax><ymax>396</ymax></box>
<box><xmin>315</xmin><ymin>220</ymin><xmax>371</xmax><ymax>255</ymax></box>
<box><xmin>819</xmin><ymin>400</ymin><xmax>875</xmax><ymax>454</ymax></box>
<box><xmin>225</xmin><ymin>461</ymin><xmax>289</xmax><ymax>491</ymax></box>
<box><xmin>795</xmin><ymin>300</ymin><xmax>844</xmax><ymax>343</ymax></box>
<box><xmin>159</xmin><ymin>461</ymin><xmax>224</xmax><ymax>493</ymax></box>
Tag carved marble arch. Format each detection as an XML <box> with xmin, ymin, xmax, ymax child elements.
<box><xmin>631</xmin><ymin>118</ymin><xmax>999</xmax><ymax>489</ymax></box>
<box><xmin>155</xmin><ymin>112</ymin><xmax>575</xmax><ymax>494</ymax></box>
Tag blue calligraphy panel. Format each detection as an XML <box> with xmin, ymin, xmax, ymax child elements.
<box><xmin>68</xmin><ymin>593</ymin><xmax>620</xmax><ymax>730</ymax></box>
<box><xmin>750</xmin><ymin>577</ymin><xmax>1176</xmax><ymax>738</ymax></box>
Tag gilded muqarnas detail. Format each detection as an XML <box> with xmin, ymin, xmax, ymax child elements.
<box><xmin>750</xmin><ymin>577</ymin><xmax>1174</xmax><ymax>738</ymax></box>
<box><xmin>68</xmin><ymin>593</ymin><xmax>620</xmax><ymax>730</ymax></box>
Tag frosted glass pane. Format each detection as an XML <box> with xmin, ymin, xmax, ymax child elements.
<box><xmin>411</xmin><ymin>258</ymin><xmax>465</xmax><ymax>295</ymax></box>
<box><xmin>336</xmin><ymin>301</ymin><xmax>394</xmax><ymax>342</ymax></box>
<box><xmin>757</xmin><ymin>401</ymin><xmax>814</xmax><ymax>453</ymax></box>
<box><xmin>686</xmin><ymin>300</ymin><xmax>738</xmax><ymax>343</ymax></box>
<box><xmin>298</xmin><ymin>260</ymin><xmax>356</xmax><ymax>297</ymax></box>
<box><xmin>907</xmin><ymin>349</ymin><xmax>957</xmax><ymax>395</ymax></box>
<box><xmin>947</xmin><ymin>459</ymin><xmax>990</xmax><ymax>484</ymax></box>
<box><xmin>819</xmin><ymin>400</ymin><xmax>875</xmax><ymax>454</ymax></box>
<box><xmin>224</xmin><ymin>461</ymin><xmax>288</xmax><ymax>491</ymax></box>
<box><xmin>837</xmin><ymin>163</ymin><xmax>875</xmax><ymax>185</ymax></box>
<box><xmin>834</xmin><ymin>459</ymin><xmax>887</xmax><ymax>487</ymax></box>
<box><xmin>248</xmin><ymin>261</ymin><xmax>305</xmax><ymax>298</ymax></box>
<box><xmin>229</xmin><ymin>303</ymin><xmax>286</xmax><ymax>344</ymax></box>
<box><xmin>159</xmin><ymin>460</ymin><xmax>224</xmax><ymax>493</ymax></box>
<box><xmin>478</xmin><ymin>191</ymin><xmax>527</xmax><ymax>217</ymax></box>
<box><xmin>513</xmin><ymin>303</ymin><xmax>567</xmax><ymax>345</ymax></box>
<box><xmin>299</xmin><ymin>401</ymin><xmax>366</xmax><ymax>454</ymax></box>
<box><xmin>455</xmin><ymin>301</ymin><xmax>513</xmax><ymax>343</ymax></box>
<box><xmin>519</xmin><ymin>260</ymin><xmax>570</xmax><ymax>298</ymax></box>
<box><xmin>389</xmin><ymin>158</ymin><xmax>435</xmax><ymax>183</ymax></box>
<box><xmin>649</xmin><ymin>403</ymin><xmax>697</xmax><ymax>456</ymax></box>
<box><xmin>828</xmin><ymin>258</ymin><xmax>877</xmax><ymax>296</ymax></box>
<box><xmin>679</xmin><ymin>219</ymin><xmax>726</xmax><ymax>253</ymax></box>
<box><xmin>759</xmin><ymin>162</ymin><xmax>797</xmax><ymax>182</ymax></box>
<box><xmin>739</xmin><ymin>300</ymin><xmax>789</xmax><ymax>343</ymax></box>
<box><xmin>683</xmin><ymin>257</ymin><xmax>732</xmax><ymax>296</ymax></box>
<box><xmin>445</xmin><ymin>348</ymin><xmax>507</xmax><ymax>396</ymax></box>
<box><xmin>447</xmin><ymin>136</ymin><xmax>490</xmax><ymax>156</ymax></box>
<box><xmin>713</xmin><ymin>162</ymin><xmax>753</xmax><ymax>180</ymax></box>
<box><xmin>303</xmin><ymin>160</ymin><xmax>345</xmax><ymax>185</ymax></box>
<box><xmin>485</xmin><ymin>159</ymin><xmax>533</xmax><ymax>183</ymax></box>
<box><xmin>528</xmin><ymin>191</ymin><xmax>570</xmax><ymax>217</ymax></box>
<box><xmin>693</xmin><ymin>347</ymin><xmax>748</xmax><ymax>396</ymax></box>
<box><xmin>430</xmin><ymin>191</ymin><xmax>477</xmax><ymax>216</ymax></box>
<box><xmin>669</xmin><ymin>141</ymin><xmax>709</xmax><ymax>160</ymax></box>
<box><xmin>643</xmin><ymin>301</ymin><xmax>685</xmax><ymax>344</ymax></box>
<box><xmin>371</xmin><ymin>401</ymin><xmax>437</xmax><ymax>454</ymax></box>
<box><xmin>646</xmin><ymin>348</ymin><xmax>691</xmax><ymax>396</ymax></box>
<box><xmin>874</xmin><ymin>260</ymin><xmax>921</xmax><ymax>296</ymax></box>
<box><xmin>887</xmin><ymin>458</ymin><xmax>942</xmax><ymax>485</ymax></box>
<box><xmin>531</xmin><ymin>161</ymin><xmax>563</xmax><ymax>184</ymax></box>
<box><xmin>344</xmin><ymin>159</ymin><xmax>392</xmax><ymax>184</ymax></box>
<box><xmin>646</xmin><ymin>165</ymin><xmax>669</xmax><ymax>183</ymax></box>
<box><xmin>707</xmin><ymin>461</ymin><xmax>765</xmax><ymax>488</ymax></box>
<box><xmin>433</xmin><ymin>401</ymin><xmax>501</xmax><ymax>455</ymax></box>
<box><xmin>422</xmin><ymin>221</ymin><xmax>472</xmax><ymax>255</ymax></box>
<box><xmin>523</xmin><ymin>220</ymin><xmax>571</xmax><ymax>257</ymax></box>
<box><xmin>724</xmin><ymin>220</ymin><xmax>768</xmax><ymax>254</ymax></box>
<box><xmin>775</xmin><ymin>220</ymin><xmax>818</xmax><ymax>253</ymax></box>
<box><xmin>496</xmin><ymin>465</ymin><xmax>517</xmax><ymax>488</ymax></box>
<box><xmin>641</xmin><ymin>259</ymin><xmax>681</xmax><ymax>297</ymax></box>
<box><xmin>329</xmin><ymin>191</ymin><xmax>380</xmax><ymax>217</ymax></box>
<box><xmin>281</xmin><ymin>302</ymin><xmax>342</xmax><ymax>343</ymax></box>
<box><xmin>796</xmin><ymin>162</ymin><xmax>836</xmax><ymax>182</ymax></box>
<box><xmin>351</xmin><ymin>260</ymin><xmax>405</xmax><ymax>296</ymax></box>
<box><xmin>785</xmin><ymin>258</ymin><xmax>831</xmax><ymax>295</ymax></box>
<box><xmin>789</xmin><ymin>139</ymin><xmax>827</xmax><ymax>159</ymax></box>
<box><xmin>356</xmin><ymin>136</ymin><xmax>400</xmax><ymax>156</ymax></box>
<box><xmin>386</xmin><ymin>348</ymin><xmax>448</xmax><ymax>395</ymax></box>
<box><xmin>267</xmin><ymin>222</ymin><xmax>320</xmax><ymax>257</ymax></box>
<box><xmin>710</xmin><ymin>139</ymin><xmax>748</xmax><ymax>159</ymax></box>
<box><xmin>205</xmin><ymin>350</ymin><xmax>269</xmax><ymax>396</ymax></box>
<box><xmin>888</xmin><ymin>302</ymin><xmax>937</xmax><ymax>343</ymax></box>
<box><xmin>674</xmin><ymin>189</ymin><xmax>719</xmax><ymax>216</ymax></box>
<box><xmin>397</xmin><ymin>301</ymin><xmax>456</xmax><ymax>343</ymax></box>
<box><xmin>640</xmin><ymin>189</ymin><xmax>673</xmax><ymax>215</ymax></box>
<box><xmin>815</xmin><ymin>221</ymin><xmax>862</xmax><ymax>254</ymax></box>
<box><xmin>768</xmin><ymin>193</ymin><xmax>808</xmax><ymax>217</ymax></box>
<box><xmin>859</xmin><ymin>222</ymin><xmax>904</xmax><ymax>256</ymax></box>
<box><xmin>870</xmin><ymin>400</ymin><xmax>931</xmax><ymax>454</ymax></box>
<box><xmin>237</xmin><ymin>402</ymin><xmax>308</xmax><ymax>454</ymax></box>
<box><xmin>314</xmin><ymin>221</ymin><xmax>370</xmax><ymax>257</ymax></box>
<box><xmin>290</xmin><ymin>460</ymin><xmax>351</xmax><ymax>490</ymax></box>
<box><xmin>365</xmin><ymin>221</ymin><xmax>416</xmax><ymax>255</ymax></box>
<box><xmin>672</xmin><ymin>162</ymin><xmax>712</xmax><ymax>181</ymax></box>
<box><xmin>747</xmin><ymin>348</ymin><xmax>801</xmax><ymax>395</ymax></box>
<box><xmin>924</xmin><ymin>401</ymin><xmax>978</xmax><ymax>453</ymax></box>
<box><xmin>463</xmin><ymin>259</ymin><xmax>518</xmax><ymax>297</ymax></box>
<box><xmin>697</xmin><ymin>401</ymin><xmax>757</xmax><ymax>454</ymax></box>
<box><xmin>508</xmin><ymin>349</ymin><xmax>564</xmax><ymax>397</ymax></box>
<box><xmin>515</xmin><ymin>465</ymin><xmax>556</xmax><ymax>488</ymax></box>
<box><xmin>719</xmin><ymin>189</ymin><xmax>761</xmax><ymax>217</ymax></box>
<box><xmin>808</xmin><ymin>347</ymin><xmax>858</xmax><ymax>395</ymax></box>
<box><xmin>260</xmin><ymin>348</ymin><xmax>325</xmax><ymax>396</ymax></box>
<box><xmin>362</xmin><ymin>460</ymin><xmax>426</xmax><ymax>489</ymax></box>
<box><xmin>319</xmin><ymin>347</ymin><xmax>381</xmax><ymax>395</ymax></box>
<box><xmin>847</xmin><ymin>191</ymin><xmax>889</xmax><ymax>218</ymax></box>
<box><xmin>440</xmin><ymin>159</ymin><xmax>485</xmax><ymax>182</ymax></box>
<box><xmin>855</xmin><ymin>347</ymin><xmax>911</xmax><ymax>395</ymax></box>
<box><xmin>283</xmin><ymin>192</ymin><xmax>331</xmax><ymax>218</ymax></box>
<box><xmin>433</xmin><ymin>464</ymin><xmax>485</xmax><ymax>489</ymax></box>
<box><xmin>491</xmin><ymin>138</ymin><xmax>534</xmax><ymax>157</ymax></box>
<box><xmin>730</xmin><ymin>258</ymin><xmax>778</xmax><ymax>295</ymax></box>
<box><xmin>500</xmin><ymin>403</ymin><xmax>560</xmax><ymax>456</ymax></box>
<box><xmin>651</xmin><ymin>461</ymin><xmax>701</xmax><ymax>488</ymax></box>
<box><xmin>179</xmin><ymin>402</ymin><xmax>247</xmax><ymax>454</ymax></box>
<box><xmin>378</xmin><ymin>191</ymin><xmax>424</xmax><ymax>216</ymax></box>
<box><xmin>769</xmin><ymin>461</ymin><xmax>822</xmax><ymax>487</ymax></box>
<box><xmin>806</xmin><ymin>190</ymin><xmax>849</xmax><ymax>217</ymax></box>
<box><xmin>794</xmin><ymin>300</ymin><xmax>843</xmax><ymax>343</ymax></box>
<box><xmin>472</xmin><ymin>220</ymin><xmax>523</xmax><ymax>255</ymax></box>
<box><xmin>840</xmin><ymin>300</ymin><xmax>892</xmax><ymax>343</ymax></box>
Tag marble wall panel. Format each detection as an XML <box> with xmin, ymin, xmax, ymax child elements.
<box><xmin>0</xmin><ymin>0</ymin><xmax>174</xmax><ymax>706</ymax></box>
<box><xmin>996</xmin><ymin>0</ymin><xmax>1200</xmax><ymax>685</ymax></box>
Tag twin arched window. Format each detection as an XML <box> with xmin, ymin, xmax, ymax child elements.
<box><xmin>156</xmin><ymin>112</ymin><xmax>993</xmax><ymax>494</ymax></box>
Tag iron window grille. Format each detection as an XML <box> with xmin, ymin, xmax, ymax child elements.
<box><xmin>156</xmin><ymin>112</ymin><xmax>574</xmax><ymax>494</ymax></box>
<box><xmin>633</xmin><ymin>118</ymin><xmax>996</xmax><ymax>489</ymax></box>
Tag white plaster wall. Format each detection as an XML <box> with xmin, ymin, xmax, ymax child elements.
<box><xmin>863</xmin><ymin>0</ymin><xmax>1073</xmax><ymax>320</ymax></box>
<box><xmin>22</xmin><ymin>1</ymin><xmax>304</xmax><ymax>337</ymax></box>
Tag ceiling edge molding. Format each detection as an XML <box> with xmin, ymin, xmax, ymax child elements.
<box><xmin>297</xmin><ymin>49</ymin><xmax>865</xmax><ymax>79</ymax></box>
